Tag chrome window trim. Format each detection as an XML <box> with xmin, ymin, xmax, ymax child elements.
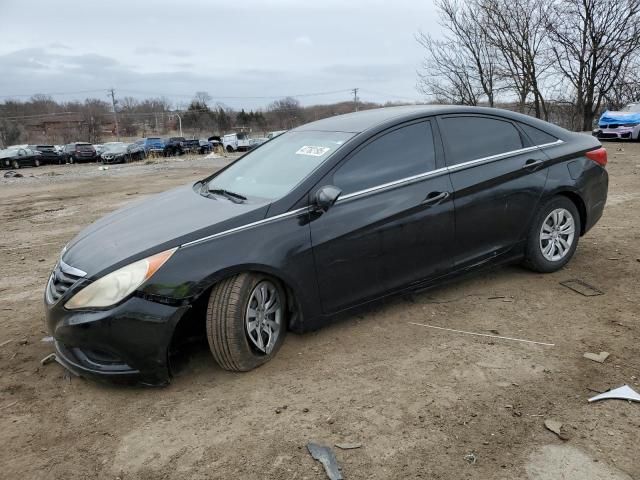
<box><xmin>339</xmin><ymin>139</ymin><xmax>563</xmax><ymax>202</ymax></box>
<box><xmin>338</xmin><ymin>167</ymin><xmax>449</xmax><ymax>203</ymax></box>
<box><xmin>179</xmin><ymin>139</ymin><xmax>564</xmax><ymax>248</ymax></box>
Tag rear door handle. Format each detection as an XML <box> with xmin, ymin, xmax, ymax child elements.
<box><xmin>422</xmin><ymin>191</ymin><xmax>449</xmax><ymax>206</ymax></box>
<box><xmin>523</xmin><ymin>159</ymin><xmax>544</xmax><ymax>171</ymax></box>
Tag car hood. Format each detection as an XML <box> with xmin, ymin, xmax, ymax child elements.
<box><xmin>63</xmin><ymin>184</ymin><xmax>269</xmax><ymax>277</ymax></box>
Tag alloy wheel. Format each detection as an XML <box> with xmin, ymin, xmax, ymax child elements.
<box><xmin>245</xmin><ymin>280</ymin><xmax>282</xmax><ymax>354</ymax></box>
<box><xmin>539</xmin><ymin>208</ymin><xmax>576</xmax><ymax>261</ymax></box>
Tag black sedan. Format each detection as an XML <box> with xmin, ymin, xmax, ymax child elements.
<box><xmin>28</xmin><ymin>145</ymin><xmax>63</xmax><ymax>165</ymax></box>
<box><xmin>0</xmin><ymin>146</ymin><xmax>42</xmax><ymax>169</ymax></box>
<box><xmin>100</xmin><ymin>143</ymin><xmax>146</xmax><ymax>164</ymax></box>
<box><xmin>44</xmin><ymin>106</ymin><xmax>608</xmax><ymax>385</ymax></box>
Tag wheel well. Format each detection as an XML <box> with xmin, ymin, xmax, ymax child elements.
<box><xmin>556</xmin><ymin>191</ymin><xmax>587</xmax><ymax>235</ymax></box>
<box><xmin>169</xmin><ymin>270</ymin><xmax>303</xmax><ymax>354</ymax></box>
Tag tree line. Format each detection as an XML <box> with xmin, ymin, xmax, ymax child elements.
<box><xmin>417</xmin><ymin>0</ymin><xmax>640</xmax><ymax>130</ymax></box>
<box><xmin>0</xmin><ymin>92</ymin><xmax>382</xmax><ymax>147</ymax></box>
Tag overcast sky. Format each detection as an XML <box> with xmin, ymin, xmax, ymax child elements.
<box><xmin>0</xmin><ymin>0</ymin><xmax>440</xmax><ymax>110</ymax></box>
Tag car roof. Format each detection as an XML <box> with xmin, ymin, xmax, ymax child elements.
<box><xmin>293</xmin><ymin>105</ymin><xmax>569</xmax><ymax>137</ymax></box>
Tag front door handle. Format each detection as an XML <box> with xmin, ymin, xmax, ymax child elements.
<box><xmin>422</xmin><ymin>191</ymin><xmax>449</xmax><ymax>206</ymax></box>
<box><xmin>523</xmin><ymin>159</ymin><xmax>544</xmax><ymax>171</ymax></box>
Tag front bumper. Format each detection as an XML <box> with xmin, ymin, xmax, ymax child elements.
<box><xmin>101</xmin><ymin>155</ymin><xmax>125</xmax><ymax>164</ymax></box>
<box><xmin>593</xmin><ymin>127</ymin><xmax>635</xmax><ymax>140</ymax></box>
<box><xmin>45</xmin><ymin>295</ymin><xmax>189</xmax><ymax>386</ymax></box>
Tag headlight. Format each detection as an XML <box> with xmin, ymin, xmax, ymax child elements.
<box><xmin>65</xmin><ymin>248</ymin><xmax>176</xmax><ymax>309</ymax></box>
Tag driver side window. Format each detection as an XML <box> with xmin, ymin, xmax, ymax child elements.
<box><xmin>333</xmin><ymin>121</ymin><xmax>436</xmax><ymax>195</ymax></box>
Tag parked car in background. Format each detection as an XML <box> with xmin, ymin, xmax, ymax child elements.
<box><xmin>266</xmin><ymin>130</ymin><xmax>287</xmax><ymax>140</ymax></box>
<box><xmin>62</xmin><ymin>143</ymin><xmax>98</xmax><ymax>163</ymax></box>
<box><xmin>593</xmin><ymin>103</ymin><xmax>640</xmax><ymax>140</ymax></box>
<box><xmin>198</xmin><ymin>139</ymin><xmax>213</xmax><ymax>154</ymax></box>
<box><xmin>163</xmin><ymin>137</ymin><xmax>201</xmax><ymax>156</ymax></box>
<box><xmin>28</xmin><ymin>145</ymin><xmax>63</xmax><ymax>165</ymax></box>
<box><xmin>222</xmin><ymin>132</ymin><xmax>252</xmax><ymax>152</ymax></box>
<box><xmin>136</xmin><ymin>137</ymin><xmax>165</xmax><ymax>155</ymax></box>
<box><xmin>43</xmin><ymin>106</ymin><xmax>608</xmax><ymax>385</ymax></box>
<box><xmin>0</xmin><ymin>146</ymin><xmax>42</xmax><ymax>169</ymax></box>
<box><xmin>207</xmin><ymin>136</ymin><xmax>222</xmax><ymax>149</ymax></box>
<box><xmin>249</xmin><ymin>137</ymin><xmax>268</xmax><ymax>149</ymax></box>
<box><xmin>100</xmin><ymin>143</ymin><xmax>146</xmax><ymax>164</ymax></box>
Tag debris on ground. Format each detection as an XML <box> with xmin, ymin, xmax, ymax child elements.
<box><xmin>40</xmin><ymin>353</ymin><xmax>57</xmax><ymax>365</ymax></box>
<box><xmin>335</xmin><ymin>442</ymin><xmax>362</xmax><ymax>450</ymax></box>
<box><xmin>583</xmin><ymin>351</ymin><xmax>610</xmax><ymax>363</ymax></box>
<box><xmin>408</xmin><ymin>322</ymin><xmax>555</xmax><ymax>346</ymax></box>
<box><xmin>3</xmin><ymin>170</ymin><xmax>23</xmax><ymax>178</ymax></box>
<box><xmin>98</xmin><ymin>166</ymin><xmax>109</xmax><ymax>171</ymax></box>
<box><xmin>0</xmin><ymin>401</ymin><xmax>18</xmax><ymax>411</ymax></box>
<box><xmin>463</xmin><ymin>452</ymin><xmax>477</xmax><ymax>464</ymax></box>
<box><xmin>41</xmin><ymin>336</ymin><xmax>54</xmax><ymax>343</ymax></box>
<box><xmin>559</xmin><ymin>279</ymin><xmax>604</xmax><ymax>296</ymax></box>
<box><xmin>544</xmin><ymin>419</ymin><xmax>571</xmax><ymax>440</ymax></box>
<box><xmin>307</xmin><ymin>442</ymin><xmax>343</xmax><ymax>480</ymax></box>
<box><xmin>588</xmin><ymin>385</ymin><xmax>640</xmax><ymax>403</ymax></box>
<box><xmin>0</xmin><ymin>339</ymin><xmax>13</xmax><ymax>348</ymax></box>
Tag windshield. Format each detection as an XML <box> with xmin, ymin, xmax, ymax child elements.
<box><xmin>206</xmin><ymin>130</ymin><xmax>354</xmax><ymax>200</ymax></box>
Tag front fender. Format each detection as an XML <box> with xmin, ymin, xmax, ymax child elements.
<box><xmin>139</xmin><ymin>209</ymin><xmax>323</xmax><ymax>330</ymax></box>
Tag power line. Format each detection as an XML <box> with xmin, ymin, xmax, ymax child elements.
<box><xmin>0</xmin><ymin>88</ymin><xmax>354</xmax><ymax>101</ymax></box>
<box><xmin>359</xmin><ymin>88</ymin><xmax>420</xmax><ymax>102</ymax></box>
<box><xmin>118</xmin><ymin>88</ymin><xmax>353</xmax><ymax>100</ymax></box>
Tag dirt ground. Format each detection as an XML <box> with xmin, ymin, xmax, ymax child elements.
<box><xmin>0</xmin><ymin>146</ymin><xmax>638</xmax><ymax>480</ymax></box>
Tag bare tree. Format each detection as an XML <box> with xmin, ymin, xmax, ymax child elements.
<box><xmin>0</xmin><ymin>118</ymin><xmax>23</xmax><ymax>147</ymax></box>
<box><xmin>480</xmin><ymin>0</ymin><xmax>553</xmax><ymax>118</ymax></box>
<box><xmin>417</xmin><ymin>0</ymin><xmax>498</xmax><ymax>106</ymax></box>
<box><xmin>548</xmin><ymin>0</ymin><xmax>640</xmax><ymax>130</ymax></box>
<box><xmin>267</xmin><ymin>97</ymin><xmax>303</xmax><ymax>129</ymax></box>
<box><xmin>603</xmin><ymin>62</ymin><xmax>640</xmax><ymax>110</ymax></box>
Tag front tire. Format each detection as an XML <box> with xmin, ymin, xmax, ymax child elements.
<box><xmin>523</xmin><ymin>196</ymin><xmax>581</xmax><ymax>273</ymax></box>
<box><xmin>11</xmin><ymin>160</ymin><xmax>20</xmax><ymax>169</ymax></box>
<box><xmin>206</xmin><ymin>273</ymin><xmax>287</xmax><ymax>372</ymax></box>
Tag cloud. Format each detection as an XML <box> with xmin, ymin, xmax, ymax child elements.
<box><xmin>294</xmin><ymin>36</ymin><xmax>313</xmax><ymax>46</ymax></box>
<box><xmin>48</xmin><ymin>42</ymin><xmax>71</xmax><ymax>50</ymax></box>
<box><xmin>134</xmin><ymin>46</ymin><xmax>191</xmax><ymax>57</ymax></box>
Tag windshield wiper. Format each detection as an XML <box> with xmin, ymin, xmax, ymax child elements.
<box><xmin>207</xmin><ymin>188</ymin><xmax>247</xmax><ymax>203</ymax></box>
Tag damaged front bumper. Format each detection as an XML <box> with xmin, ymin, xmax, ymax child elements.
<box><xmin>592</xmin><ymin>126</ymin><xmax>637</xmax><ymax>140</ymax></box>
<box><xmin>45</xmin><ymin>295</ymin><xmax>190</xmax><ymax>386</ymax></box>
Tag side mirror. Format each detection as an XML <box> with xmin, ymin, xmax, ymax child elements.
<box><xmin>314</xmin><ymin>185</ymin><xmax>342</xmax><ymax>212</ymax></box>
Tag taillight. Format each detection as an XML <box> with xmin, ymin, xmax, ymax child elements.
<box><xmin>586</xmin><ymin>147</ymin><xmax>607</xmax><ymax>167</ymax></box>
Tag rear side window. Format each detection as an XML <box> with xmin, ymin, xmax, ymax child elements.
<box><xmin>440</xmin><ymin>116</ymin><xmax>523</xmax><ymax>166</ymax></box>
<box><xmin>334</xmin><ymin>121</ymin><xmax>436</xmax><ymax>195</ymax></box>
<box><xmin>519</xmin><ymin>123</ymin><xmax>558</xmax><ymax>146</ymax></box>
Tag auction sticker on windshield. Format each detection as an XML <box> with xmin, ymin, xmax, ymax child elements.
<box><xmin>296</xmin><ymin>146</ymin><xmax>331</xmax><ymax>157</ymax></box>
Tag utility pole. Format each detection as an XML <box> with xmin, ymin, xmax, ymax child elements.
<box><xmin>352</xmin><ymin>88</ymin><xmax>359</xmax><ymax>112</ymax></box>
<box><xmin>108</xmin><ymin>88</ymin><xmax>120</xmax><ymax>141</ymax></box>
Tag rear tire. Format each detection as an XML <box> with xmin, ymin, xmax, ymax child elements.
<box><xmin>523</xmin><ymin>196</ymin><xmax>581</xmax><ymax>273</ymax></box>
<box><xmin>34</xmin><ymin>158</ymin><xmax>40</xmax><ymax>167</ymax></box>
<box><xmin>206</xmin><ymin>273</ymin><xmax>287</xmax><ymax>372</ymax></box>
